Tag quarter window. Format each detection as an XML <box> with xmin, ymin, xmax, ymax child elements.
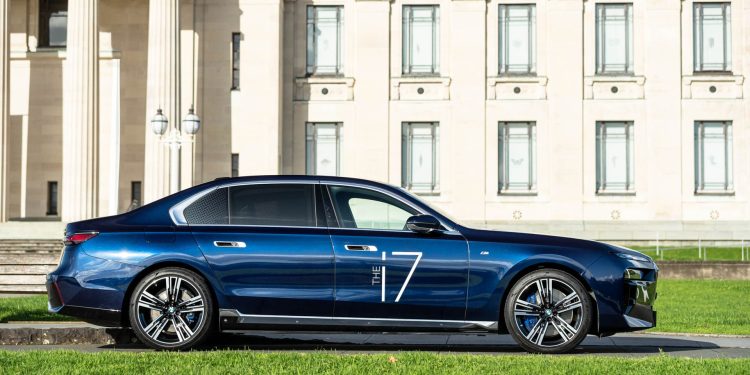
<box><xmin>229</xmin><ymin>184</ymin><xmax>316</xmax><ymax>227</ymax></box>
<box><xmin>306</xmin><ymin>123</ymin><xmax>341</xmax><ymax>176</ymax></box>
<box><xmin>328</xmin><ymin>185</ymin><xmax>418</xmax><ymax>230</ymax></box>
<box><xmin>402</xmin><ymin>5</ymin><xmax>440</xmax><ymax>75</ymax></box>
<box><xmin>402</xmin><ymin>122</ymin><xmax>439</xmax><ymax>194</ymax></box>
<box><xmin>694</xmin><ymin>3</ymin><xmax>731</xmax><ymax>72</ymax></box>
<box><xmin>498</xmin><ymin>122</ymin><xmax>536</xmax><ymax>193</ymax></box>
<box><xmin>307</xmin><ymin>6</ymin><xmax>344</xmax><ymax>76</ymax></box>
<box><xmin>499</xmin><ymin>4</ymin><xmax>536</xmax><ymax>75</ymax></box>
<box><xmin>695</xmin><ymin>121</ymin><xmax>733</xmax><ymax>193</ymax></box>
<box><xmin>596</xmin><ymin>121</ymin><xmax>635</xmax><ymax>194</ymax></box>
<box><xmin>595</xmin><ymin>3</ymin><xmax>633</xmax><ymax>75</ymax></box>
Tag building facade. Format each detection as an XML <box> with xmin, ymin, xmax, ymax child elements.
<box><xmin>0</xmin><ymin>0</ymin><xmax>749</xmax><ymax>240</ymax></box>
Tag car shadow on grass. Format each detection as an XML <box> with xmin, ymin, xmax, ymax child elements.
<box><xmin>105</xmin><ymin>331</ymin><xmax>721</xmax><ymax>355</ymax></box>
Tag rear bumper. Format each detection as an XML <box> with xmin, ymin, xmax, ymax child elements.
<box><xmin>46</xmin><ymin>275</ymin><xmax>123</xmax><ymax>327</ymax></box>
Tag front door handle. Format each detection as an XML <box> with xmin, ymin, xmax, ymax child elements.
<box><xmin>213</xmin><ymin>241</ymin><xmax>247</xmax><ymax>248</ymax></box>
<box><xmin>344</xmin><ymin>244</ymin><xmax>378</xmax><ymax>252</ymax></box>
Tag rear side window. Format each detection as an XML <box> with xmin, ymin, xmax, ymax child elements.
<box><xmin>184</xmin><ymin>188</ymin><xmax>229</xmax><ymax>225</ymax></box>
<box><xmin>229</xmin><ymin>184</ymin><xmax>316</xmax><ymax>227</ymax></box>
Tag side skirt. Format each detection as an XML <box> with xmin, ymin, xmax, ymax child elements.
<box><xmin>219</xmin><ymin>309</ymin><xmax>498</xmax><ymax>332</ymax></box>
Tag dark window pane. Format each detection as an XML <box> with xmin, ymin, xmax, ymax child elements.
<box><xmin>131</xmin><ymin>181</ymin><xmax>142</xmax><ymax>204</ymax></box>
<box><xmin>47</xmin><ymin>181</ymin><xmax>58</xmax><ymax>216</ymax></box>
<box><xmin>184</xmin><ymin>188</ymin><xmax>229</xmax><ymax>225</ymax></box>
<box><xmin>231</xmin><ymin>32</ymin><xmax>241</xmax><ymax>90</ymax></box>
<box><xmin>231</xmin><ymin>153</ymin><xmax>239</xmax><ymax>177</ymax></box>
<box><xmin>39</xmin><ymin>0</ymin><xmax>68</xmax><ymax>48</ymax></box>
<box><xmin>229</xmin><ymin>184</ymin><xmax>316</xmax><ymax>227</ymax></box>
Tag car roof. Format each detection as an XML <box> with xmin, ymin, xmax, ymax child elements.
<box><xmin>210</xmin><ymin>175</ymin><xmax>397</xmax><ymax>189</ymax></box>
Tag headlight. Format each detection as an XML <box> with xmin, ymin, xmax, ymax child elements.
<box><xmin>623</xmin><ymin>268</ymin><xmax>643</xmax><ymax>280</ymax></box>
<box><xmin>613</xmin><ymin>252</ymin><xmax>651</xmax><ymax>263</ymax></box>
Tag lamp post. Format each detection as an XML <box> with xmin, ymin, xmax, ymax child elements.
<box><xmin>150</xmin><ymin>106</ymin><xmax>201</xmax><ymax>193</ymax></box>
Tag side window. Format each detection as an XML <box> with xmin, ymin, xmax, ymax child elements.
<box><xmin>229</xmin><ymin>184</ymin><xmax>316</xmax><ymax>227</ymax></box>
<box><xmin>184</xmin><ymin>188</ymin><xmax>229</xmax><ymax>225</ymax></box>
<box><xmin>328</xmin><ymin>185</ymin><xmax>417</xmax><ymax>230</ymax></box>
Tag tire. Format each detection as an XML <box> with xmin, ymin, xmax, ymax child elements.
<box><xmin>503</xmin><ymin>269</ymin><xmax>592</xmax><ymax>354</ymax></box>
<box><xmin>128</xmin><ymin>267</ymin><xmax>215</xmax><ymax>350</ymax></box>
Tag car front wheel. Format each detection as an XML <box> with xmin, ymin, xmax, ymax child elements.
<box><xmin>504</xmin><ymin>269</ymin><xmax>592</xmax><ymax>354</ymax></box>
<box><xmin>128</xmin><ymin>267</ymin><xmax>214</xmax><ymax>350</ymax></box>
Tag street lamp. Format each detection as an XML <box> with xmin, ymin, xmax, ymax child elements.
<box><xmin>150</xmin><ymin>106</ymin><xmax>201</xmax><ymax>193</ymax></box>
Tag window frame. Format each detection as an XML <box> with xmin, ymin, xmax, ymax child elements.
<box><xmin>595</xmin><ymin>121</ymin><xmax>635</xmax><ymax>195</ymax></box>
<box><xmin>306</xmin><ymin>5</ymin><xmax>345</xmax><ymax>76</ymax></box>
<box><xmin>498</xmin><ymin>4</ymin><xmax>537</xmax><ymax>76</ymax></box>
<box><xmin>38</xmin><ymin>0</ymin><xmax>68</xmax><ymax>49</ymax></box>
<box><xmin>401</xmin><ymin>122</ymin><xmax>439</xmax><ymax>194</ymax></box>
<box><xmin>402</xmin><ymin>5</ymin><xmax>440</xmax><ymax>76</ymax></box>
<box><xmin>595</xmin><ymin>3</ymin><xmax>634</xmax><ymax>75</ymax></box>
<box><xmin>306</xmin><ymin>122</ymin><xmax>342</xmax><ymax>176</ymax></box>
<box><xmin>694</xmin><ymin>120</ymin><xmax>734</xmax><ymax>195</ymax></box>
<box><xmin>693</xmin><ymin>2</ymin><xmax>732</xmax><ymax>73</ymax></box>
<box><xmin>498</xmin><ymin>121</ymin><xmax>537</xmax><ymax>194</ymax></box>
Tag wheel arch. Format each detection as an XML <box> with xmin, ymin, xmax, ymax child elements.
<box><xmin>496</xmin><ymin>261</ymin><xmax>600</xmax><ymax>335</ymax></box>
<box><xmin>120</xmin><ymin>261</ymin><xmax>221</xmax><ymax>327</ymax></box>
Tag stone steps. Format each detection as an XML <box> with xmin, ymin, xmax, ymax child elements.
<box><xmin>0</xmin><ymin>240</ymin><xmax>62</xmax><ymax>293</ymax></box>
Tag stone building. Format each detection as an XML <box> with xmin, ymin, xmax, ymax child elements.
<box><xmin>0</xmin><ymin>0</ymin><xmax>749</xmax><ymax>240</ymax></box>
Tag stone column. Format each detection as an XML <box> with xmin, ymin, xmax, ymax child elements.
<box><xmin>0</xmin><ymin>0</ymin><xmax>8</xmax><ymax>222</ymax></box>
<box><xmin>62</xmin><ymin>0</ymin><xmax>99</xmax><ymax>222</ymax></box>
<box><xmin>144</xmin><ymin>0</ymin><xmax>180</xmax><ymax>203</ymax></box>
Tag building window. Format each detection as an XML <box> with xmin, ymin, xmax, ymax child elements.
<box><xmin>39</xmin><ymin>0</ymin><xmax>68</xmax><ymax>48</ymax></box>
<box><xmin>498</xmin><ymin>122</ymin><xmax>536</xmax><ymax>193</ymax></box>
<box><xmin>595</xmin><ymin>3</ymin><xmax>633</xmax><ymax>75</ymax></box>
<box><xmin>695</xmin><ymin>121</ymin><xmax>733</xmax><ymax>194</ymax></box>
<box><xmin>231</xmin><ymin>153</ymin><xmax>239</xmax><ymax>177</ymax></box>
<box><xmin>694</xmin><ymin>3</ymin><xmax>731</xmax><ymax>73</ymax></box>
<box><xmin>231</xmin><ymin>32</ymin><xmax>241</xmax><ymax>90</ymax></box>
<box><xmin>306</xmin><ymin>6</ymin><xmax>344</xmax><ymax>76</ymax></box>
<box><xmin>402</xmin><ymin>122</ymin><xmax>439</xmax><ymax>193</ymax></box>
<box><xmin>402</xmin><ymin>5</ymin><xmax>439</xmax><ymax>75</ymax></box>
<box><xmin>306</xmin><ymin>123</ymin><xmax>341</xmax><ymax>176</ymax></box>
<box><xmin>46</xmin><ymin>181</ymin><xmax>58</xmax><ymax>216</ymax></box>
<box><xmin>131</xmin><ymin>181</ymin><xmax>142</xmax><ymax>206</ymax></box>
<box><xmin>499</xmin><ymin>4</ymin><xmax>536</xmax><ymax>75</ymax></box>
<box><xmin>596</xmin><ymin>121</ymin><xmax>634</xmax><ymax>194</ymax></box>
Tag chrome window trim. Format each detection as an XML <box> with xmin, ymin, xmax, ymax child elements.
<box><xmin>219</xmin><ymin>309</ymin><xmax>497</xmax><ymax>330</ymax></box>
<box><xmin>169</xmin><ymin>179</ymin><xmax>457</xmax><ymax>233</ymax></box>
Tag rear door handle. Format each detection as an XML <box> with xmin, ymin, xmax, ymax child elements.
<box><xmin>344</xmin><ymin>244</ymin><xmax>378</xmax><ymax>252</ymax></box>
<box><xmin>213</xmin><ymin>241</ymin><xmax>246</xmax><ymax>248</ymax></box>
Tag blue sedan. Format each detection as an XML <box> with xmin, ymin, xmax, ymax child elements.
<box><xmin>47</xmin><ymin>176</ymin><xmax>657</xmax><ymax>353</ymax></box>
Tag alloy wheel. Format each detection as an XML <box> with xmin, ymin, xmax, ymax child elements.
<box><xmin>512</xmin><ymin>277</ymin><xmax>585</xmax><ymax>348</ymax></box>
<box><xmin>135</xmin><ymin>275</ymin><xmax>206</xmax><ymax>345</ymax></box>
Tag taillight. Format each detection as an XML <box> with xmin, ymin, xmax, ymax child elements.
<box><xmin>63</xmin><ymin>232</ymin><xmax>99</xmax><ymax>245</ymax></box>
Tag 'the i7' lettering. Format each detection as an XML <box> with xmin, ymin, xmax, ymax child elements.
<box><xmin>371</xmin><ymin>252</ymin><xmax>423</xmax><ymax>303</ymax></box>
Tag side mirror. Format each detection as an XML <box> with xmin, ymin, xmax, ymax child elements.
<box><xmin>406</xmin><ymin>215</ymin><xmax>442</xmax><ymax>234</ymax></box>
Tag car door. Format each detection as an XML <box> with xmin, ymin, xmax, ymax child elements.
<box><xmin>325</xmin><ymin>184</ymin><xmax>469</xmax><ymax>321</ymax></box>
<box><xmin>187</xmin><ymin>182</ymin><xmax>335</xmax><ymax>317</ymax></box>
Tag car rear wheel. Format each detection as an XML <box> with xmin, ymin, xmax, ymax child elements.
<box><xmin>504</xmin><ymin>269</ymin><xmax>592</xmax><ymax>354</ymax></box>
<box><xmin>128</xmin><ymin>267</ymin><xmax>214</xmax><ymax>350</ymax></box>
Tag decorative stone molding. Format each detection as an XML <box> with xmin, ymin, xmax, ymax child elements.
<box><xmin>487</xmin><ymin>76</ymin><xmax>548</xmax><ymax>100</ymax></box>
<box><xmin>294</xmin><ymin>76</ymin><xmax>355</xmax><ymax>101</ymax></box>
<box><xmin>682</xmin><ymin>74</ymin><xmax>744</xmax><ymax>99</ymax></box>
<box><xmin>584</xmin><ymin>75</ymin><xmax>646</xmax><ymax>100</ymax></box>
<box><xmin>390</xmin><ymin>76</ymin><xmax>451</xmax><ymax>101</ymax></box>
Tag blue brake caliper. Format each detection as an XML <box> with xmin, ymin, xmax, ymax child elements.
<box><xmin>523</xmin><ymin>294</ymin><xmax>539</xmax><ymax>332</ymax></box>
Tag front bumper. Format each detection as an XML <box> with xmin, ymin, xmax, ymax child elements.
<box><xmin>622</xmin><ymin>276</ymin><xmax>657</xmax><ymax>329</ymax></box>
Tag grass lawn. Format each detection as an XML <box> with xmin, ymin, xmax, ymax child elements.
<box><xmin>632</xmin><ymin>246</ymin><xmax>747</xmax><ymax>262</ymax></box>
<box><xmin>0</xmin><ymin>295</ymin><xmax>75</xmax><ymax>323</ymax></box>
<box><xmin>2</xmin><ymin>280</ymin><xmax>749</xmax><ymax>335</ymax></box>
<box><xmin>0</xmin><ymin>351</ymin><xmax>749</xmax><ymax>375</ymax></box>
<box><xmin>651</xmin><ymin>279</ymin><xmax>750</xmax><ymax>335</ymax></box>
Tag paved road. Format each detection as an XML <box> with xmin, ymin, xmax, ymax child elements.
<box><xmin>2</xmin><ymin>331</ymin><xmax>750</xmax><ymax>358</ymax></box>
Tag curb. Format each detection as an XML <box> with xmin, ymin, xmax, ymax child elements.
<box><xmin>0</xmin><ymin>325</ymin><xmax>135</xmax><ymax>345</ymax></box>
